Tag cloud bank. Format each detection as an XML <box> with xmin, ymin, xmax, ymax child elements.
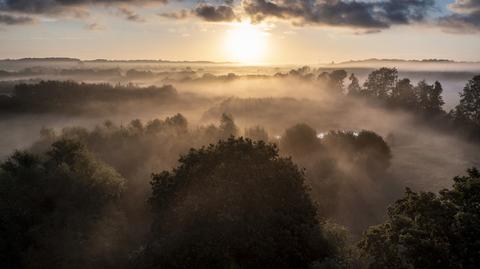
<box><xmin>1</xmin><ymin>0</ymin><xmax>480</xmax><ymax>33</ymax></box>
<box><xmin>243</xmin><ymin>0</ymin><xmax>435</xmax><ymax>29</ymax></box>
<box><xmin>0</xmin><ymin>0</ymin><xmax>167</xmax><ymax>14</ymax></box>
<box><xmin>194</xmin><ymin>4</ymin><xmax>237</xmax><ymax>22</ymax></box>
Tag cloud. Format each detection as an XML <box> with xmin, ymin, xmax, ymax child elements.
<box><xmin>159</xmin><ymin>4</ymin><xmax>237</xmax><ymax>22</ymax></box>
<box><xmin>0</xmin><ymin>0</ymin><xmax>168</xmax><ymax>15</ymax></box>
<box><xmin>1</xmin><ymin>0</ymin><xmax>479</xmax><ymax>34</ymax></box>
<box><xmin>193</xmin><ymin>4</ymin><xmax>237</xmax><ymax>22</ymax></box>
<box><xmin>242</xmin><ymin>0</ymin><xmax>435</xmax><ymax>29</ymax></box>
<box><xmin>0</xmin><ymin>13</ymin><xmax>35</xmax><ymax>25</ymax></box>
<box><xmin>449</xmin><ymin>0</ymin><xmax>480</xmax><ymax>13</ymax></box>
<box><xmin>439</xmin><ymin>0</ymin><xmax>480</xmax><ymax>32</ymax></box>
<box><xmin>118</xmin><ymin>7</ymin><xmax>144</xmax><ymax>22</ymax></box>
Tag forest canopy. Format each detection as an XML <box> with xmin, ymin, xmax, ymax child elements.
<box><xmin>0</xmin><ymin>65</ymin><xmax>479</xmax><ymax>269</ymax></box>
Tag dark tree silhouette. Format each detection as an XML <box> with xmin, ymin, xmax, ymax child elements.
<box><xmin>322</xmin><ymin>130</ymin><xmax>391</xmax><ymax>176</ymax></box>
<box><xmin>219</xmin><ymin>113</ymin><xmax>239</xmax><ymax>139</ymax></box>
<box><xmin>416</xmin><ymin>80</ymin><xmax>445</xmax><ymax>115</ymax></box>
<box><xmin>391</xmin><ymin>78</ymin><xmax>417</xmax><ymax>110</ymax></box>
<box><xmin>137</xmin><ymin>138</ymin><xmax>333</xmax><ymax>269</ymax></box>
<box><xmin>0</xmin><ymin>139</ymin><xmax>126</xmax><ymax>269</ymax></box>
<box><xmin>347</xmin><ymin>73</ymin><xmax>362</xmax><ymax>96</ymax></box>
<box><xmin>363</xmin><ymin>68</ymin><xmax>398</xmax><ymax>99</ymax></box>
<box><xmin>280</xmin><ymin>123</ymin><xmax>321</xmax><ymax>158</ymax></box>
<box><xmin>329</xmin><ymin>70</ymin><xmax>348</xmax><ymax>93</ymax></box>
<box><xmin>0</xmin><ymin>80</ymin><xmax>177</xmax><ymax>114</ymax></box>
<box><xmin>451</xmin><ymin>75</ymin><xmax>480</xmax><ymax>131</ymax></box>
<box><xmin>359</xmin><ymin>168</ymin><xmax>480</xmax><ymax>269</ymax></box>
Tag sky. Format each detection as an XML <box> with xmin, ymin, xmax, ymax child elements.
<box><xmin>0</xmin><ymin>0</ymin><xmax>479</xmax><ymax>64</ymax></box>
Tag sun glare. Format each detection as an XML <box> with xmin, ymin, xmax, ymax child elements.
<box><xmin>225</xmin><ymin>22</ymin><xmax>268</xmax><ymax>64</ymax></box>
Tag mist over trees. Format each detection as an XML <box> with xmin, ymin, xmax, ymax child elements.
<box><xmin>136</xmin><ymin>138</ymin><xmax>333</xmax><ymax>269</ymax></box>
<box><xmin>0</xmin><ymin>63</ymin><xmax>479</xmax><ymax>268</ymax></box>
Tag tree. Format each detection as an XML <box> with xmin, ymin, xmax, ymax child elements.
<box><xmin>391</xmin><ymin>78</ymin><xmax>417</xmax><ymax>110</ymax></box>
<box><xmin>359</xmin><ymin>168</ymin><xmax>480</xmax><ymax>269</ymax></box>
<box><xmin>451</xmin><ymin>75</ymin><xmax>480</xmax><ymax>128</ymax></box>
<box><xmin>363</xmin><ymin>68</ymin><xmax>398</xmax><ymax>99</ymax></box>
<box><xmin>280</xmin><ymin>123</ymin><xmax>321</xmax><ymax>158</ymax></box>
<box><xmin>138</xmin><ymin>138</ymin><xmax>333</xmax><ymax>269</ymax></box>
<box><xmin>165</xmin><ymin>113</ymin><xmax>188</xmax><ymax>134</ymax></box>
<box><xmin>0</xmin><ymin>139</ymin><xmax>126</xmax><ymax>269</ymax></box>
<box><xmin>416</xmin><ymin>80</ymin><xmax>431</xmax><ymax>111</ymax></box>
<box><xmin>347</xmin><ymin>73</ymin><xmax>362</xmax><ymax>96</ymax></box>
<box><xmin>416</xmin><ymin>80</ymin><xmax>445</xmax><ymax>115</ymax></box>
<box><xmin>430</xmin><ymin>81</ymin><xmax>445</xmax><ymax>114</ymax></box>
<box><xmin>219</xmin><ymin>113</ymin><xmax>239</xmax><ymax>139</ymax></box>
<box><xmin>354</xmin><ymin>131</ymin><xmax>392</xmax><ymax>174</ymax></box>
<box><xmin>329</xmin><ymin>70</ymin><xmax>348</xmax><ymax>93</ymax></box>
<box><xmin>2</xmin><ymin>80</ymin><xmax>178</xmax><ymax>114</ymax></box>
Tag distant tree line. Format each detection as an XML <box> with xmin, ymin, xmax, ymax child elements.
<box><xmin>0</xmin><ymin>80</ymin><xmax>178</xmax><ymax>114</ymax></box>
<box><xmin>313</xmin><ymin>67</ymin><xmax>480</xmax><ymax>140</ymax></box>
<box><xmin>2</xmin><ymin>69</ymin><xmax>479</xmax><ymax>138</ymax></box>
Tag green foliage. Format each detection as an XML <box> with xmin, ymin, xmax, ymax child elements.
<box><xmin>0</xmin><ymin>139</ymin><xmax>126</xmax><ymax>269</ymax></box>
<box><xmin>138</xmin><ymin>137</ymin><xmax>333</xmax><ymax>269</ymax></box>
<box><xmin>359</xmin><ymin>168</ymin><xmax>480</xmax><ymax>269</ymax></box>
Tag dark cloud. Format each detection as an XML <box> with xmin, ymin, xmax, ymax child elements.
<box><xmin>1</xmin><ymin>0</ymin><xmax>479</xmax><ymax>34</ymax></box>
<box><xmin>243</xmin><ymin>0</ymin><xmax>435</xmax><ymax>29</ymax></box>
<box><xmin>0</xmin><ymin>0</ymin><xmax>168</xmax><ymax>15</ymax></box>
<box><xmin>440</xmin><ymin>0</ymin><xmax>480</xmax><ymax>32</ymax></box>
<box><xmin>0</xmin><ymin>13</ymin><xmax>35</xmax><ymax>25</ymax></box>
<box><xmin>194</xmin><ymin>4</ymin><xmax>237</xmax><ymax>22</ymax></box>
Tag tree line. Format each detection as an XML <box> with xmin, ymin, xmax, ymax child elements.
<box><xmin>314</xmin><ymin>68</ymin><xmax>480</xmax><ymax>140</ymax></box>
<box><xmin>0</xmin><ymin>80</ymin><xmax>178</xmax><ymax>114</ymax></box>
<box><xmin>1</xmin><ymin>69</ymin><xmax>479</xmax><ymax>140</ymax></box>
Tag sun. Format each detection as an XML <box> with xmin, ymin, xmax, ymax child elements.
<box><xmin>224</xmin><ymin>22</ymin><xmax>268</xmax><ymax>64</ymax></box>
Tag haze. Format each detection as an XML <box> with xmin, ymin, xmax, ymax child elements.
<box><xmin>1</xmin><ymin>1</ymin><xmax>480</xmax><ymax>269</ymax></box>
